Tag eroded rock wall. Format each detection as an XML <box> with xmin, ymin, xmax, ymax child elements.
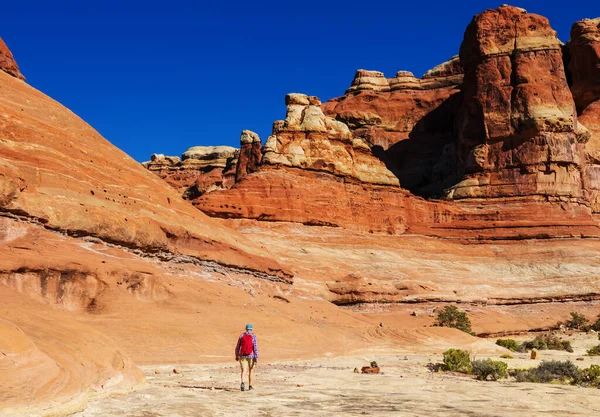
<box><xmin>568</xmin><ymin>18</ymin><xmax>600</xmax><ymax>215</ymax></box>
<box><xmin>450</xmin><ymin>5</ymin><xmax>588</xmax><ymax>201</ymax></box>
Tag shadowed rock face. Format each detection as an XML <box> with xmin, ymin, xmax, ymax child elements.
<box><xmin>0</xmin><ymin>38</ymin><xmax>25</xmax><ymax>80</ymax></box>
<box><xmin>322</xmin><ymin>58</ymin><xmax>463</xmax><ymax>197</ymax></box>
<box><xmin>568</xmin><ymin>18</ymin><xmax>600</xmax><ymax>215</ymax></box>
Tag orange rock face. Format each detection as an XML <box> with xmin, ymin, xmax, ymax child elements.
<box><xmin>0</xmin><ymin>37</ymin><xmax>25</xmax><ymax>80</ymax></box>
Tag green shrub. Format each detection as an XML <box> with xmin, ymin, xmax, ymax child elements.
<box><xmin>500</xmin><ymin>353</ymin><xmax>514</xmax><ymax>359</ymax></box>
<box><xmin>591</xmin><ymin>315</ymin><xmax>600</xmax><ymax>332</ymax></box>
<box><xmin>442</xmin><ymin>348</ymin><xmax>472</xmax><ymax>373</ymax></box>
<box><xmin>435</xmin><ymin>306</ymin><xmax>473</xmax><ymax>335</ymax></box>
<box><xmin>496</xmin><ymin>339</ymin><xmax>519</xmax><ymax>352</ymax></box>
<box><xmin>576</xmin><ymin>364</ymin><xmax>600</xmax><ymax>388</ymax></box>
<box><xmin>521</xmin><ymin>333</ymin><xmax>573</xmax><ymax>353</ymax></box>
<box><xmin>565</xmin><ymin>312</ymin><xmax>589</xmax><ymax>330</ymax></box>
<box><xmin>586</xmin><ymin>345</ymin><xmax>600</xmax><ymax>356</ymax></box>
<box><xmin>512</xmin><ymin>360</ymin><xmax>580</xmax><ymax>384</ymax></box>
<box><xmin>472</xmin><ymin>359</ymin><xmax>508</xmax><ymax>381</ymax></box>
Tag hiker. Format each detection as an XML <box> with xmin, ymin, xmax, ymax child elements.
<box><xmin>235</xmin><ymin>323</ymin><xmax>259</xmax><ymax>391</ymax></box>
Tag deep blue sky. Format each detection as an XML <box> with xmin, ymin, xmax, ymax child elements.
<box><xmin>2</xmin><ymin>1</ymin><xmax>597</xmax><ymax>162</ymax></box>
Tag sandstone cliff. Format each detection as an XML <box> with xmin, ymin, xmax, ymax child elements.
<box><xmin>568</xmin><ymin>17</ymin><xmax>600</xmax><ymax>215</ymax></box>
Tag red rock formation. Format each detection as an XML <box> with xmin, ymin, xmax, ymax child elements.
<box><xmin>194</xmin><ymin>6</ymin><xmax>600</xmax><ymax>239</ymax></box>
<box><xmin>451</xmin><ymin>5</ymin><xmax>587</xmax><ymax>201</ymax></box>
<box><xmin>568</xmin><ymin>18</ymin><xmax>600</xmax><ymax>216</ymax></box>
<box><xmin>236</xmin><ymin>130</ymin><xmax>262</xmax><ymax>181</ymax></box>
<box><xmin>568</xmin><ymin>18</ymin><xmax>600</xmax><ymax>112</ymax></box>
<box><xmin>0</xmin><ymin>37</ymin><xmax>25</xmax><ymax>80</ymax></box>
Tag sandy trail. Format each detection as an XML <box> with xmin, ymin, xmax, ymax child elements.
<box><xmin>75</xmin><ymin>337</ymin><xmax>600</xmax><ymax>417</ymax></box>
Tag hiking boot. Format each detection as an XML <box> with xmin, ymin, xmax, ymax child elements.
<box><xmin>248</xmin><ymin>385</ymin><xmax>254</xmax><ymax>391</ymax></box>
<box><xmin>240</xmin><ymin>382</ymin><xmax>245</xmax><ymax>391</ymax></box>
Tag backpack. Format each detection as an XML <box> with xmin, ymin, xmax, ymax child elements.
<box><xmin>240</xmin><ymin>333</ymin><xmax>254</xmax><ymax>356</ymax></box>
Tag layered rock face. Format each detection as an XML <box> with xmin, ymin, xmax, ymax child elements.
<box><xmin>568</xmin><ymin>18</ymin><xmax>600</xmax><ymax>215</ymax></box>
<box><xmin>450</xmin><ymin>5</ymin><xmax>587</xmax><ymax>200</ymax></box>
<box><xmin>0</xmin><ymin>37</ymin><xmax>25</xmax><ymax>80</ymax></box>
<box><xmin>143</xmin><ymin>145</ymin><xmax>239</xmax><ymax>198</ymax></box>
<box><xmin>322</xmin><ymin>59</ymin><xmax>463</xmax><ymax>196</ymax></box>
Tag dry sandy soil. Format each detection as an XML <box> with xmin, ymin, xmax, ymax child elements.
<box><xmin>75</xmin><ymin>334</ymin><xmax>600</xmax><ymax>417</ymax></box>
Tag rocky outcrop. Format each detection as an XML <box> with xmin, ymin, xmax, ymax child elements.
<box><xmin>0</xmin><ymin>38</ymin><xmax>25</xmax><ymax>80</ymax></box>
<box><xmin>322</xmin><ymin>59</ymin><xmax>463</xmax><ymax>196</ymax></box>
<box><xmin>236</xmin><ymin>130</ymin><xmax>262</xmax><ymax>181</ymax></box>
<box><xmin>263</xmin><ymin>93</ymin><xmax>399</xmax><ymax>186</ymax></box>
<box><xmin>143</xmin><ymin>146</ymin><xmax>238</xmax><ymax>197</ymax></box>
<box><xmin>568</xmin><ymin>18</ymin><xmax>600</xmax><ymax>112</ymax></box>
<box><xmin>449</xmin><ymin>5</ymin><xmax>587</xmax><ymax>201</ymax></box>
<box><xmin>568</xmin><ymin>18</ymin><xmax>600</xmax><ymax>215</ymax></box>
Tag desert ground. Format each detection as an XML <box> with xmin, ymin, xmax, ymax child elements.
<box><xmin>75</xmin><ymin>333</ymin><xmax>600</xmax><ymax>417</ymax></box>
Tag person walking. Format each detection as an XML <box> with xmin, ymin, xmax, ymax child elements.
<box><xmin>235</xmin><ymin>323</ymin><xmax>259</xmax><ymax>391</ymax></box>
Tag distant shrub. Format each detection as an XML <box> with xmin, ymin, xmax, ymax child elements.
<box><xmin>496</xmin><ymin>339</ymin><xmax>519</xmax><ymax>352</ymax></box>
<box><xmin>435</xmin><ymin>306</ymin><xmax>474</xmax><ymax>335</ymax></box>
<box><xmin>500</xmin><ymin>353</ymin><xmax>514</xmax><ymax>359</ymax></box>
<box><xmin>472</xmin><ymin>359</ymin><xmax>508</xmax><ymax>381</ymax></box>
<box><xmin>521</xmin><ymin>333</ymin><xmax>573</xmax><ymax>353</ymax></box>
<box><xmin>565</xmin><ymin>312</ymin><xmax>589</xmax><ymax>330</ymax></box>
<box><xmin>591</xmin><ymin>315</ymin><xmax>600</xmax><ymax>332</ymax></box>
<box><xmin>586</xmin><ymin>345</ymin><xmax>600</xmax><ymax>356</ymax></box>
<box><xmin>442</xmin><ymin>349</ymin><xmax>472</xmax><ymax>373</ymax></box>
<box><xmin>512</xmin><ymin>360</ymin><xmax>580</xmax><ymax>384</ymax></box>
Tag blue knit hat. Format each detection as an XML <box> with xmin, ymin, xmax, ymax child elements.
<box><xmin>246</xmin><ymin>323</ymin><xmax>253</xmax><ymax>330</ymax></box>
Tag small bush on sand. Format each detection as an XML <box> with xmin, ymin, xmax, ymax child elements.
<box><xmin>512</xmin><ymin>360</ymin><xmax>580</xmax><ymax>384</ymax></box>
<box><xmin>435</xmin><ymin>306</ymin><xmax>474</xmax><ymax>335</ymax></box>
<box><xmin>472</xmin><ymin>359</ymin><xmax>508</xmax><ymax>381</ymax></box>
<box><xmin>586</xmin><ymin>345</ymin><xmax>600</xmax><ymax>356</ymax></box>
<box><xmin>575</xmin><ymin>364</ymin><xmax>600</xmax><ymax>388</ymax></box>
<box><xmin>496</xmin><ymin>339</ymin><xmax>519</xmax><ymax>352</ymax></box>
<box><xmin>442</xmin><ymin>349</ymin><xmax>472</xmax><ymax>373</ymax></box>
<box><xmin>500</xmin><ymin>353</ymin><xmax>514</xmax><ymax>359</ymax></box>
<box><xmin>521</xmin><ymin>333</ymin><xmax>573</xmax><ymax>353</ymax></box>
